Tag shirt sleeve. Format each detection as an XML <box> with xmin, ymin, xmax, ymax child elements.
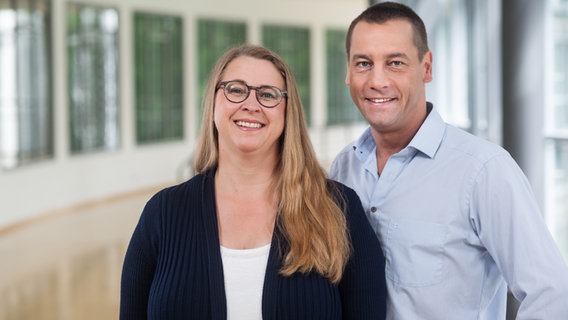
<box><xmin>119</xmin><ymin>193</ymin><xmax>162</xmax><ymax>320</ymax></box>
<box><xmin>337</xmin><ymin>183</ymin><xmax>387</xmax><ymax>320</ymax></box>
<box><xmin>470</xmin><ymin>154</ymin><xmax>568</xmax><ymax>318</ymax></box>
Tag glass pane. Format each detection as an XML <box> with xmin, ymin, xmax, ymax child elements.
<box><xmin>67</xmin><ymin>4</ymin><xmax>120</xmax><ymax>154</ymax></box>
<box><xmin>425</xmin><ymin>0</ymin><xmax>471</xmax><ymax>130</ymax></box>
<box><xmin>262</xmin><ymin>25</ymin><xmax>311</xmax><ymax>125</ymax></box>
<box><xmin>546</xmin><ymin>6</ymin><xmax>568</xmax><ymax>262</ymax></box>
<box><xmin>545</xmin><ymin>140</ymin><xmax>568</xmax><ymax>262</ymax></box>
<box><xmin>551</xmin><ymin>13</ymin><xmax>568</xmax><ymax>132</ymax></box>
<box><xmin>133</xmin><ymin>12</ymin><xmax>183</xmax><ymax>144</ymax></box>
<box><xmin>409</xmin><ymin>0</ymin><xmax>497</xmax><ymax>142</ymax></box>
<box><xmin>325</xmin><ymin>29</ymin><xmax>361</xmax><ymax>125</ymax></box>
<box><xmin>197</xmin><ymin>19</ymin><xmax>246</xmax><ymax>119</ymax></box>
<box><xmin>0</xmin><ymin>0</ymin><xmax>53</xmax><ymax>170</ymax></box>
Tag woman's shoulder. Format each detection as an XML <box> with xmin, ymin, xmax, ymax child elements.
<box><xmin>326</xmin><ymin>178</ymin><xmax>375</xmax><ymax>231</ymax></box>
<box><xmin>326</xmin><ymin>179</ymin><xmax>360</xmax><ymax>203</ymax></box>
<box><xmin>152</xmin><ymin>171</ymin><xmax>210</xmax><ymax>201</ymax></box>
<box><xmin>136</xmin><ymin>171</ymin><xmax>214</xmax><ymax>234</ymax></box>
<box><xmin>141</xmin><ymin>171</ymin><xmax>211</xmax><ymax>218</ymax></box>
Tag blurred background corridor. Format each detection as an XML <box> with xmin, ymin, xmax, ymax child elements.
<box><xmin>1</xmin><ymin>0</ymin><xmax>568</xmax><ymax>318</ymax></box>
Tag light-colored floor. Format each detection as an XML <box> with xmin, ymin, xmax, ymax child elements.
<box><xmin>0</xmin><ymin>187</ymin><xmax>161</xmax><ymax>320</ymax></box>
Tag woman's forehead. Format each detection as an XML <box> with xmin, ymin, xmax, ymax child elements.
<box><xmin>223</xmin><ymin>56</ymin><xmax>284</xmax><ymax>87</ymax></box>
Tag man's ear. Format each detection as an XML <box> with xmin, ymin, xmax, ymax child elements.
<box><xmin>423</xmin><ymin>51</ymin><xmax>433</xmax><ymax>83</ymax></box>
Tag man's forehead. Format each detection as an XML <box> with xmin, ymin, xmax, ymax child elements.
<box><xmin>349</xmin><ymin>21</ymin><xmax>418</xmax><ymax>58</ymax></box>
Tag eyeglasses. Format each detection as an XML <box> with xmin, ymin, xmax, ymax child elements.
<box><xmin>217</xmin><ymin>80</ymin><xmax>287</xmax><ymax>108</ymax></box>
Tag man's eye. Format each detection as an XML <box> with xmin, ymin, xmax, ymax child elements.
<box><xmin>355</xmin><ymin>61</ymin><xmax>371</xmax><ymax>68</ymax></box>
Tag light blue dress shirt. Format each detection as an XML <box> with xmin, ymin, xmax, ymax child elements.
<box><xmin>329</xmin><ymin>104</ymin><xmax>568</xmax><ymax>319</ymax></box>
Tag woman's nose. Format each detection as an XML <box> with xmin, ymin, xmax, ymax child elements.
<box><xmin>241</xmin><ymin>91</ymin><xmax>262</xmax><ymax>111</ymax></box>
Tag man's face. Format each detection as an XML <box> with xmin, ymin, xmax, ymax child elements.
<box><xmin>346</xmin><ymin>19</ymin><xmax>432</xmax><ymax>136</ymax></box>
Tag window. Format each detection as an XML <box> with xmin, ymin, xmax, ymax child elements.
<box><xmin>196</xmin><ymin>19</ymin><xmax>246</xmax><ymax>119</ymax></box>
<box><xmin>545</xmin><ymin>140</ymin><xmax>568</xmax><ymax>261</ymax></box>
<box><xmin>0</xmin><ymin>0</ymin><xmax>52</xmax><ymax>169</ymax></box>
<box><xmin>262</xmin><ymin>25</ymin><xmax>311</xmax><ymax>124</ymax></box>
<box><xmin>405</xmin><ymin>0</ymin><xmax>499</xmax><ymax>143</ymax></box>
<box><xmin>545</xmin><ymin>2</ymin><xmax>568</xmax><ymax>261</ymax></box>
<box><xmin>133</xmin><ymin>12</ymin><xmax>183</xmax><ymax>144</ymax></box>
<box><xmin>425</xmin><ymin>1</ymin><xmax>474</xmax><ymax>130</ymax></box>
<box><xmin>67</xmin><ymin>4</ymin><xmax>120</xmax><ymax>154</ymax></box>
<box><xmin>326</xmin><ymin>29</ymin><xmax>361</xmax><ymax>125</ymax></box>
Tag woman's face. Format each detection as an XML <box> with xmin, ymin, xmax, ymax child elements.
<box><xmin>214</xmin><ymin>56</ymin><xmax>286</xmax><ymax>160</ymax></box>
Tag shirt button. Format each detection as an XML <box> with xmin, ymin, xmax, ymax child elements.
<box><xmin>370</xmin><ymin>206</ymin><xmax>377</xmax><ymax>213</ymax></box>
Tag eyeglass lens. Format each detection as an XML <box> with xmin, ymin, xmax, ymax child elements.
<box><xmin>222</xmin><ymin>81</ymin><xmax>284</xmax><ymax>108</ymax></box>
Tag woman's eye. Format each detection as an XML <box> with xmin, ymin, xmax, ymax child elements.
<box><xmin>260</xmin><ymin>91</ymin><xmax>277</xmax><ymax>99</ymax></box>
<box><xmin>229</xmin><ymin>87</ymin><xmax>246</xmax><ymax>95</ymax></box>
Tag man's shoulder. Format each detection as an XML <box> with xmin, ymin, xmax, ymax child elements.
<box><xmin>443</xmin><ymin>124</ymin><xmax>510</xmax><ymax>162</ymax></box>
<box><xmin>329</xmin><ymin>142</ymin><xmax>365</xmax><ymax>178</ymax></box>
<box><xmin>332</xmin><ymin>127</ymin><xmax>374</xmax><ymax>162</ymax></box>
<box><xmin>333</xmin><ymin>142</ymin><xmax>359</xmax><ymax>162</ymax></box>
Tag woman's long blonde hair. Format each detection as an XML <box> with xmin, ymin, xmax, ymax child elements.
<box><xmin>194</xmin><ymin>44</ymin><xmax>350</xmax><ymax>284</ymax></box>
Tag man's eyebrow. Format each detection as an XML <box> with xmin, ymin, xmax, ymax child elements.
<box><xmin>386</xmin><ymin>52</ymin><xmax>410</xmax><ymax>60</ymax></box>
<box><xmin>351</xmin><ymin>53</ymin><xmax>370</xmax><ymax>61</ymax></box>
<box><xmin>350</xmin><ymin>52</ymin><xmax>411</xmax><ymax>61</ymax></box>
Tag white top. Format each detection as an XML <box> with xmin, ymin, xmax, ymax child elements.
<box><xmin>220</xmin><ymin>243</ymin><xmax>271</xmax><ymax>320</ymax></box>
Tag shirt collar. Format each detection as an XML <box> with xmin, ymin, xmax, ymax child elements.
<box><xmin>352</xmin><ymin>102</ymin><xmax>446</xmax><ymax>160</ymax></box>
<box><xmin>408</xmin><ymin>102</ymin><xmax>446</xmax><ymax>159</ymax></box>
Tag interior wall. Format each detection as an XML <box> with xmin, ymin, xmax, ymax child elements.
<box><xmin>0</xmin><ymin>0</ymin><xmax>367</xmax><ymax>228</ymax></box>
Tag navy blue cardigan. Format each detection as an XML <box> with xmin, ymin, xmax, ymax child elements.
<box><xmin>120</xmin><ymin>170</ymin><xmax>386</xmax><ymax>319</ymax></box>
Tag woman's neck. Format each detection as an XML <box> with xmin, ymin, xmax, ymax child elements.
<box><xmin>214</xmin><ymin>163</ymin><xmax>278</xmax><ymax>249</ymax></box>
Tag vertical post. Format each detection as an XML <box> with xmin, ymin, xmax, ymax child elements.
<box><xmin>502</xmin><ymin>0</ymin><xmax>546</xmax><ymax>206</ymax></box>
<box><xmin>502</xmin><ymin>0</ymin><xmax>547</xmax><ymax>318</ymax></box>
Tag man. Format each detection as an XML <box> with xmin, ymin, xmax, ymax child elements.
<box><xmin>329</xmin><ymin>2</ymin><xmax>568</xmax><ymax>319</ymax></box>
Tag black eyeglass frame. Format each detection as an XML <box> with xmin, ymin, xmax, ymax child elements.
<box><xmin>216</xmin><ymin>80</ymin><xmax>288</xmax><ymax>108</ymax></box>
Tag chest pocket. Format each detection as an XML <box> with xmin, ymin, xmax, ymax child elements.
<box><xmin>377</xmin><ymin>215</ymin><xmax>448</xmax><ymax>287</ymax></box>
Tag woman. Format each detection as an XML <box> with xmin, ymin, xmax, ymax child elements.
<box><xmin>120</xmin><ymin>44</ymin><xmax>386</xmax><ymax>319</ymax></box>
